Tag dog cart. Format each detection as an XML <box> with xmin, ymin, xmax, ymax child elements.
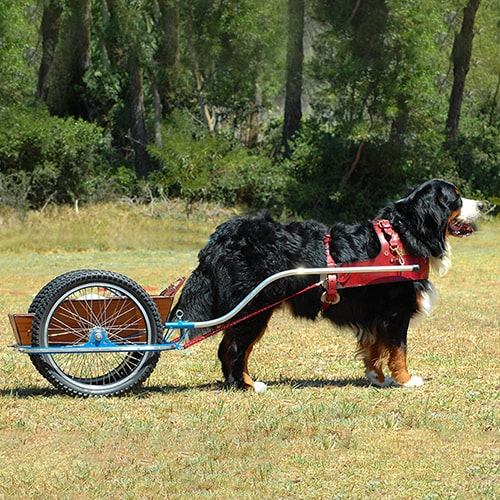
<box><xmin>8</xmin><ymin>264</ymin><xmax>420</xmax><ymax>396</ymax></box>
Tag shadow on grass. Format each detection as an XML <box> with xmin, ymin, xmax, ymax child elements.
<box><xmin>0</xmin><ymin>386</ymin><xmax>62</xmax><ymax>398</ymax></box>
<box><xmin>0</xmin><ymin>377</ymin><xmax>369</xmax><ymax>398</ymax></box>
<box><xmin>140</xmin><ymin>377</ymin><xmax>370</xmax><ymax>396</ymax></box>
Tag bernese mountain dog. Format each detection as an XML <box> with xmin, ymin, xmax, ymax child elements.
<box><xmin>172</xmin><ymin>179</ymin><xmax>484</xmax><ymax>392</ymax></box>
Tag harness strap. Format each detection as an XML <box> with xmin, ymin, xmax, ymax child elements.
<box><xmin>179</xmin><ymin>281</ymin><xmax>321</xmax><ymax>349</ymax></box>
<box><xmin>322</xmin><ymin>234</ymin><xmax>340</xmax><ymax>305</ymax></box>
<box><xmin>324</xmin><ymin>234</ymin><xmax>335</xmax><ymax>267</ymax></box>
<box><xmin>322</xmin><ymin>220</ymin><xmax>429</xmax><ymax>307</ymax></box>
<box><xmin>375</xmin><ymin>219</ymin><xmax>405</xmax><ymax>265</ymax></box>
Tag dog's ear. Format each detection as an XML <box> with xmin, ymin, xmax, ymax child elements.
<box><xmin>436</xmin><ymin>184</ymin><xmax>462</xmax><ymax>213</ymax></box>
<box><xmin>395</xmin><ymin>183</ymin><xmax>449</xmax><ymax>258</ymax></box>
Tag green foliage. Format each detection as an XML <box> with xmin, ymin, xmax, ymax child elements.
<box><xmin>180</xmin><ymin>0</ymin><xmax>286</xmax><ymax>121</ymax></box>
<box><xmin>0</xmin><ymin>0</ymin><xmax>497</xmax><ymax>217</ymax></box>
<box><xmin>0</xmin><ymin>107</ymin><xmax>113</xmax><ymax>210</ymax></box>
<box><xmin>283</xmin><ymin>123</ymin><xmax>401</xmax><ymax>221</ymax></box>
<box><xmin>454</xmin><ymin>0</ymin><xmax>500</xmax><ymax>201</ymax></box>
<box><xmin>311</xmin><ymin>0</ymin><xmax>449</xmax><ymax>141</ymax></box>
<box><xmin>149</xmin><ymin>111</ymin><xmax>288</xmax><ymax>213</ymax></box>
<box><xmin>283</xmin><ymin>0</ymin><xmax>497</xmax><ymax>222</ymax></box>
<box><xmin>452</xmin><ymin>125</ymin><xmax>500</xmax><ymax>201</ymax></box>
<box><xmin>0</xmin><ymin>1</ymin><xmax>39</xmax><ymax>107</ymax></box>
<box><xmin>283</xmin><ymin>119</ymin><xmax>467</xmax><ymax>222</ymax></box>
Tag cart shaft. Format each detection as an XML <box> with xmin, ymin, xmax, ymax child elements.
<box><xmin>166</xmin><ymin>264</ymin><xmax>420</xmax><ymax>330</ymax></box>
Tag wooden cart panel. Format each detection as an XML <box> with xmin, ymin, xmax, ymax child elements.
<box><xmin>9</xmin><ymin>295</ymin><xmax>173</xmax><ymax>346</ymax></box>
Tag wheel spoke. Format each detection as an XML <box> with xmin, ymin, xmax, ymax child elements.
<box><xmin>30</xmin><ymin>270</ymin><xmax>163</xmax><ymax>396</ymax></box>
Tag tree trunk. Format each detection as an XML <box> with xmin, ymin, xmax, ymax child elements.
<box><xmin>129</xmin><ymin>56</ymin><xmax>151</xmax><ymax>178</ymax></box>
<box><xmin>445</xmin><ymin>0</ymin><xmax>481</xmax><ymax>141</ymax></box>
<box><xmin>245</xmin><ymin>83</ymin><xmax>263</xmax><ymax>148</ymax></box>
<box><xmin>390</xmin><ymin>95</ymin><xmax>410</xmax><ymax>142</ymax></box>
<box><xmin>157</xmin><ymin>0</ymin><xmax>179</xmax><ymax>116</ymax></box>
<box><xmin>148</xmin><ymin>67</ymin><xmax>163</xmax><ymax>148</ymax></box>
<box><xmin>36</xmin><ymin>0</ymin><xmax>63</xmax><ymax>103</ymax></box>
<box><xmin>73</xmin><ymin>0</ymin><xmax>92</xmax><ymax>118</ymax></box>
<box><xmin>48</xmin><ymin>0</ymin><xmax>92</xmax><ymax>118</ymax></box>
<box><xmin>282</xmin><ymin>0</ymin><xmax>304</xmax><ymax>158</ymax></box>
<box><xmin>95</xmin><ymin>0</ymin><xmax>111</xmax><ymax>70</ymax></box>
<box><xmin>191</xmin><ymin>47</ymin><xmax>215</xmax><ymax>133</ymax></box>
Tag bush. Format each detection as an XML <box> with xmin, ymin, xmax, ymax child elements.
<box><xmin>148</xmin><ymin>110</ymin><xmax>288</xmax><ymax>214</ymax></box>
<box><xmin>0</xmin><ymin>106</ymin><xmax>113</xmax><ymax>209</ymax></box>
<box><xmin>282</xmin><ymin>120</ymin><xmax>466</xmax><ymax>223</ymax></box>
<box><xmin>452</xmin><ymin>128</ymin><xmax>500</xmax><ymax>202</ymax></box>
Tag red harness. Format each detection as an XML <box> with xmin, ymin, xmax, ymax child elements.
<box><xmin>322</xmin><ymin>219</ymin><xmax>429</xmax><ymax>305</ymax></box>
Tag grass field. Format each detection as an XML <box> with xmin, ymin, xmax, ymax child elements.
<box><xmin>0</xmin><ymin>203</ymin><xmax>498</xmax><ymax>499</ymax></box>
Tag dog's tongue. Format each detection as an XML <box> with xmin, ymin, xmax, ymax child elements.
<box><xmin>449</xmin><ymin>219</ymin><xmax>475</xmax><ymax>237</ymax></box>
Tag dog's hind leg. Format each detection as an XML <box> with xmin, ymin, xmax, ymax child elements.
<box><xmin>358</xmin><ymin>338</ymin><xmax>392</xmax><ymax>387</ymax></box>
<box><xmin>217</xmin><ymin>314</ymin><xmax>272</xmax><ymax>393</ymax></box>
<box><xmin>377</xmin><ymin>316</ymin><xmax>424</xmax><ymax>388</ymax></box>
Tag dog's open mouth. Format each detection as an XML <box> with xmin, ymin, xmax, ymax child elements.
<box><xmin>448</xmin><ymin>219</ymin><xmax>475</xmax><ymax>237</ymax></box>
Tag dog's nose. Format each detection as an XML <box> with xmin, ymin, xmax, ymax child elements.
<box><xmin>478</xmin><ymin>201</ymin><xmax>485</xmax><ymax>211</ymax></box>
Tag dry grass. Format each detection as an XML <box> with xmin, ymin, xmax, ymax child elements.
<box><xmin>0</xmin><ymin>205</ymin><xmax>498</xmax><ymax>499</ymax></box>
<box><xmin>0</xmin><ymin>200</ymin><xmax>235</xmax><ymax>253</ymax></box>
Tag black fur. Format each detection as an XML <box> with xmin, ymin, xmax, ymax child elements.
<box><xmin>172</xmin><ymin>179</ymin><xmax>470</xmax><ymax>389</ymax></box>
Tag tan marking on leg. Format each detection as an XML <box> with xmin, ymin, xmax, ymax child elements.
<box><xmin>241</xmin><ymin>321</ymin><xmax>270</xmax><ymax>390</ymax></box>
<box><xmin>387</xmin><ymin>346</ymin><xmax>411</xmax><ymax>385</ymax></box>
<box><xmin>358</xmin><ymin>340</ymin><xmax>387</xmax><ymax>384</ymax></box>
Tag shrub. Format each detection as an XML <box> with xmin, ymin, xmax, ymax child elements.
<box><xmin>452</xmin><ymin>128</ymin><xmax>500</xmax><ymax>202</ymax></box>
<box><xmin>148</xmin><ymin>110</ymin><xmax>288</xmax><ymax>214</ymax></box>
<box><xmin>282</xmin><ymin>120</ymin><xmax>465</xmax><ymax>222</ymax></box>
<box><xmin>0</xmin><ymin>106</ymin><xmax>112</xmax><ymax>209</ymax></box>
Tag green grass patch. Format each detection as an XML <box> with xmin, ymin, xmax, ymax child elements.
<box><xmin>0</xmin><ymin>205</ymin><xmax>498</xmax><ymax>498</ymax></box>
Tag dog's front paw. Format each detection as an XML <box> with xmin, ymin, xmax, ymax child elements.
<box><xmin>366</xmin><ymin>370</ymin><xmax>394</xmax><ymax>388</ymax></box>
<box><xmin>401</xmin><ymin>375</ymin><xmax>424</xmax><ymax>387</ymax></box>
<box><xmin>253</xmin><ymin>381</ymin><xmax>267</xmax><ymax>393</ymax></box>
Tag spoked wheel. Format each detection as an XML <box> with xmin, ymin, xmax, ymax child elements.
<box><xmin>30</xmin><ymin>270</ymin><xmax>163</xmax><ymax>397</ymax></box>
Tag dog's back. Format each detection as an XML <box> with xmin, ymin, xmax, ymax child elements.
<box><xmin>171</xmin><ymin>215</ymin><xmax>327</xmax><ymax>324</ymax></box>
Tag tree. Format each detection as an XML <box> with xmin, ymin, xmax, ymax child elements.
<box><xmin>153</xmin><ymin>0</ymin><xmax>180</xmax><ymax>117</ymax></box>
<box><xmin>129</xmin><ymin>53</ymin><xmax>150</xmax><ymax>178</ymax></box>
<box><xmin>0</xmin><ymin>0</ymin><xmax>39</xmax><ymax>106</ymax></box>
<box><xmin>180</xmin><ymin>1</ymin><xmax>286</xmax><ymax>139</ymax></box>
<box><xmin>103</xmin><ymin>0</ymin><xmax>154</xmax><ymax>178</ymax></box>
<box><xmin>47</xmin><ymin>0</ymin><xmax>92</xmax><ymax>118</ymax></box>
<box><xmin>282</xmin><ymin>0</ymin><xmax>304</xmax><ymax>157</ymax></box>
<box><xmin>36</xmin><ymin>0</ymin><xmax>63</xmax><ymax>103</ymax></box>
<box><xmin>310</xmin><ymin>1</ymin><xmax>449</xmax><ymax>153</ymax></box>
<box><xmin>445</xmin><ymin>0</ymin><xmax>482</xmax><ymax>141</ymax></box>
<box><xmin>3</xmin><ymin>0</ymin><xmax>499</xmax><ymax>213</ymax></box>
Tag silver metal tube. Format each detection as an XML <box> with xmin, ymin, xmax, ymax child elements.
<box><xmin>168</xmin><ymin>265</ymin><xmax>420</xmax><ymax>330</ymax></box>
<box><xmin>13</xmin><ymin>344</ymin><xmax>178</xmax><ymax>354</ymax></box>
<box><xmin>14</xmin><ymin>265</ymin><xmax>420</xmax><ymax>354</ymax></box>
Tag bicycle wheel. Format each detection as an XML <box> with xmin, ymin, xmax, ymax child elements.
<box><xmin>30</xmin><ymin>270</ymin><xmax>163</xmax><ymax>396</ymax></box>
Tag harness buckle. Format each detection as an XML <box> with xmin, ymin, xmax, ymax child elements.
<box><xmin>390</xmin><ymin>244</ymin><xmax>406</xmax><ymax>265</ymax></box>
<box><xmin>320</xmin><ymin>274</ymin><xmax>341</xmax><ymax>306</ymax></box>
<box><xmin>377</xmin><ymin>219</ymin><xmax>406</xmax><ymax>266</ymax></box>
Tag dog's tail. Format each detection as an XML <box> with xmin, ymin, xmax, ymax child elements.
<box><xmin>169</xmin><ymin>268</ymin><xmax>215</xmax><ymax>340</ymax></box>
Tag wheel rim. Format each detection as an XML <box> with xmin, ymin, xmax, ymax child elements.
<box><xmin>39</xmin><ymin>282</ymin><xmax>155</xmax><ymax>393</ymax></box>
